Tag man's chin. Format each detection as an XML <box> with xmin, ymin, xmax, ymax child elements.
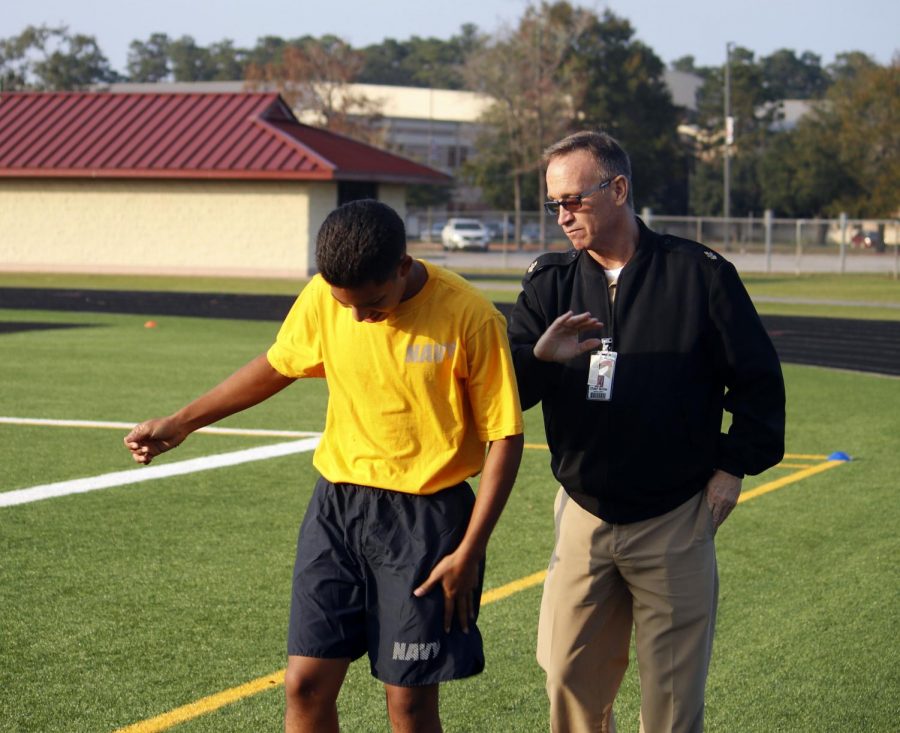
<box><xmin>567</xmin><ymin>232</ymin><xmax>587</xmax><ymax>248</ymax></box>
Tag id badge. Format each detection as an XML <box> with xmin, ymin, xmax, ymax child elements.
<box><xmin>587</xmin><ymin>349</ymin><xmax>617</xmax><ymax>401</ymax></box>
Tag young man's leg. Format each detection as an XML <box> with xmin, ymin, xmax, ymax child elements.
<box><xmin>286</xmin><ymin>480</ymin><xmax>365</xmax><ymax>732</ymax></box>
<box><xmin>284</xmin><ymin>655</ymin><xmax>350</xmax><ymax>733</ymax></box>
<box><xmin>384</xmin><ymin>683</ymin><xmax>442</xmax><ymax>733</ymax></box>
<box><xmin>366</xmin><ymin>483</ymin><xmax>483</xmax><ymax>730</ymax></box>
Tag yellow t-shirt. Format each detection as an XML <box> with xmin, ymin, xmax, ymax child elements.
<box><xmin>267</xmin><ymin>261</ymin><xmax>523</xmax><ymax>494</ymax></box>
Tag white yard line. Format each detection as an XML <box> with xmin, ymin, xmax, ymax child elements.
<box><xmin>0</xmin><ymin>416</ymin><xmax>319</xmax><ymax>438</ymax></box>
<box><xmin>0</xmin><ymin>437</ymin><xmax>320</xmax><ymax>508</ymax></box>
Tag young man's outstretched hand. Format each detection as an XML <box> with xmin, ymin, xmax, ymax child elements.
<box><xmin>124</xmin><ymin>418</ymin><xmax>188</xmax><ymax>465</ymax></box>
<box><xmin>123</xmin><ymin>353</ymin><xmax>296</xmax><ymax>467</ymax></box>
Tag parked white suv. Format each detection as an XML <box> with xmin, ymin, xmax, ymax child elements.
<box><xmin>441</xmin><ymin>218</ymin><xmax>490</xmax><ymax>251</ymax></box>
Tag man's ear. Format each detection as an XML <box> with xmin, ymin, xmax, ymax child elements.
<box><xmin>612</xmin><ymin>175</ymin><xmax>630</xmax><ymax>207</ymax></box>
<box><xmin>398</xmin><ymin>254</ymin><xmax>413</xmax><ymax>277</ymax></box>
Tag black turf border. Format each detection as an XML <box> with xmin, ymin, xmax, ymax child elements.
<box><xmin>2</xmin><ymin>287</ymin><xmax>898</xmax><ymax>376</ymax></box>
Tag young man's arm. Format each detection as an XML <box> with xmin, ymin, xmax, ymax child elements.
<box><xmin>124</xmin><ymin>353</ymin><xmax>296</xmax><ymax>465</ymax></box>
<box><xmin>413</xmin><ymin>432</ymin><xmax>524</xmax><ymax>633</ymax></box>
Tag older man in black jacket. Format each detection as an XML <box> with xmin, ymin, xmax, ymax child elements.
<box><xmin>508</xmin><ymin>131</ymin><xmax>785</xmax><ymax>733</ymax></box>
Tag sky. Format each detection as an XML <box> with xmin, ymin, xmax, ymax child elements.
<box><xmin>5</xmin><ymin>0</ymin><xmax>898</xmax><ymax>76</ymax></box>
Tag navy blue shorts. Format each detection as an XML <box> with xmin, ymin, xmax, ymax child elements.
<box><xmin>287</xmin><ymin>477</ymin><xmax>485</xmax><ymax>686</ymax></box>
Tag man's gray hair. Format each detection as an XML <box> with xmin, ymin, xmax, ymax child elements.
<box><xmin>544</xmin><ymin>131</ymin><xmax>634</xmax><ymax>208</ymax></box>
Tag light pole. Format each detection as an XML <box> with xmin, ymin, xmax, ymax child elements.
<box><xmin>723</xmin><ymin>42</ymin><xmax>734</xmax><ymax>251</ymax></box>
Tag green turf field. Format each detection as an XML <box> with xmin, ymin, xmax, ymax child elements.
<box><xmin>1</xmin><ymin>305</ymin><xmax>898</xmax><ymax>732</ymax></box>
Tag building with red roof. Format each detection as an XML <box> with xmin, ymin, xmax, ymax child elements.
<box><xmin>0</xmin><ymin>91</ymin><xmax>449</xmax><ymax>277</ymax></box>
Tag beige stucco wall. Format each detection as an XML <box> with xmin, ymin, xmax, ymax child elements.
<box><xmin>378</xmin><ymin>184</ymin><xmax>406</xmax><ymax>222</ymax></box>
<box><xmin>0</xmin><ymin>179</ymin><xmax>340</xmax><ymax>278</ymax></box>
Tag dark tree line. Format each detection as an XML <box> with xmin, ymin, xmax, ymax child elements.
<box><xmin>682</xmin><ymin>48</ymin><xmax>897</xmax><ymax>218</ymax></box>
<box><xmin>0</xmin><ymin>24</ymin><xmax>478</xmax><ymax>89</ymax></box>
<box><xmin>1</xmin><ymin>11</ymin><xmax>895</xmax><ymax>218</ymax></box>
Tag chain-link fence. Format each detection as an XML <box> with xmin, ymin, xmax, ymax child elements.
<box><xmin>406</xmin><ymin>208</ymin><xmax>900</xmax><ymax>276</ymax></box>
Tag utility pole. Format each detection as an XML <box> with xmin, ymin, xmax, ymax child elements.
<box><xmin>723</xmin><ymin>42</ymin><xmax>734</xmax><ymax>251</ymax></box>
<box><xmin>535</xmin><ymin>21</ymin><xmax>546</xmax><ymax>246</ymax></box>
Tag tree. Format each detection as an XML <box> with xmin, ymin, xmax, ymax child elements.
<box><xmin>814</xmin><ymin>59</ymin><xmax>899</xmax><ymax>216</ymax></box>
<box><xmin>245</xmin><ymin>36</ymin><xmax>289</xmax><ymax>68</ymax></box>
<box><xmin>357</xmin><ymin>38</ymin><xmax>411</xmax><ymax>86</ymax></box>
<box><xmin>687</xmin><ymin>46</ymin><xmax>897</xmax><ymax>219</ymax></box>
<box><xmin>722</xmin><ymin>54</ymin><xmax>897</xmax><ymax>219</ymax></box>
<box><xmin>0</xmin><ymin>25</ymin><xmax>50</xmax><ymax>89</ymax></box>
<box><xmin>0</xmin><ymin>24</ymin><xmax>117</xmax><ymax>90</ymax></box>
<box><xmin>462</xmin><ymin>105</ymin><xmax>540</xmax><ymax>212</ymax></box>
<box><xmin>696</xmin><ymin>46</ymin><xmax>778</xmax><ymax>142</ymax></box>
<box><xmin>759</xmin><ymin>49</ymin><xmax>830</xmax><ymax>99</ymax></box>
<box><xmin>827</xmin><ymin>51</ymin><xmax>878</xmax><ymax>84</ymax></box>
<box><xmin>466</xmin><ymin>3</ymin><xmax>688</xmax><ymax>217</ymax></box>
<box><xmin>406</xmin><ymin>183</ymin><xmax>454</xmax><ymax>209</ymax></box>
<box><xmin>127</xmin><ymin>33</ymin><xmax>171</xmax><ymax>82</ymax></box>
<box><xmin>564</xmin><ymin>10</ymin><xmax>687</xmax><ymax>212</ymax></box>
<box><xmin>126</xmin><ymin>34</ymin><xmax>249</xmax><ymax>82</ymax></box>
<box><xmin>464</xmin><ymin>2</ymin><xmax>587</xmax><ymax>242</ymax></box>
<box><xmin>755</xmin><ymin>113</ymin><xmax>846</xmax><ymax>217</ymax></box>
<box><xmin>168</xmin><ymin>35</ymin><xmax>217</xmax><ymax>81</ymax></box>
<box><xmin>245</xmin><ymin>35</ymin><xmax>386</xmax><ymax>145</ymax></box>
<box><xmin>403</xmin><ymin>35</ymin><xmax>469</xmax><ymax>88</ymax></box>
<box><xmin>671</xmin><ymin>55</ymin><xmax>715</xmax><ymax>80</ymax></box>
<box><xmin>691</xmin><ymin>46</ymin><xmax>783</xmax><ymax>215</ymax></box>
<box><xmin>33</xmin><ymin>32</ymin><xmax>117</xmax><ymax>89</ymax></box>
<box><xmin>358</xmin><ymin>25</ymin><xmax>485</xmax><ymax>89</ymax></box>
<box><xmin>207</xmin><ymin>40</ymin><xmax>247</xmax><ymax>81</ymax></box>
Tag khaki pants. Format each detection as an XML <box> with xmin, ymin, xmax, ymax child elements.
<box><xmin>537</xmin><ymin>489</ymin><xmax>718</xmax><ymax>733</ymax></box>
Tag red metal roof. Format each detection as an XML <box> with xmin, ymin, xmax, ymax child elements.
<box><xmin>0</xmin><ymin>92</ymin><xmax>449</xmax><ymax>184</ymax></box>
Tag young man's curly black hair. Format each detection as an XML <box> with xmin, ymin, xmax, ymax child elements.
<box><xmin>315</xmin><ymin>199</ymin><xmax>407</xmax><ymax>287</ymax></box>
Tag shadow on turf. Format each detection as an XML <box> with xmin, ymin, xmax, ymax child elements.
<box><xmin>0</xmin><ymin>322</ymin><xmax>103</xmax><ymax>335</ymax></box>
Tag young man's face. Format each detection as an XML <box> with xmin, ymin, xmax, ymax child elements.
<box><xmin>329</xmin><ymin>256</ymin><xmax>412</xmax><ymax>323</ymax></box>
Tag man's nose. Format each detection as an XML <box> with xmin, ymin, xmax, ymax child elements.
<box><xmin>558</xmin><ymin>206</ymin><xmax>574</xmax><ymax>226</ymax></box>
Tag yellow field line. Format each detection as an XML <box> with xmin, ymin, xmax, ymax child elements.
<box><xmin>481</xmin><ymin>570</ymin><xmax>547</xmax><ymax>604</ymax></box>
<box><xmin>114</xmin><ymin>670</ymin><xmax>286</xmax><ymax>733</ymax></box>
<box><xmin>738</xmin><ymin>459</ymin><xmax>845</xmax><ymax>503</ymax></box>
<box><xmin>112</xmin><ymin>455</ymin><xmax>846</xmax><ymax>733</ymax></box>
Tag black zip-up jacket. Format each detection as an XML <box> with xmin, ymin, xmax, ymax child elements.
<box><xmin>508</xmin><ymin>220</ymin><xmax>785</xmax><ymax>523</ymax></box>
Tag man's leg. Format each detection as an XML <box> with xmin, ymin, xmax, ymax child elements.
<box><xmin>537</xmin><ymin>488</ymin><xmax>633</xmax><ymax>733</ymax></box>
<box><xmin>618</xmin><ymin>492</ymin><xmax>718</xmax><ymax>733</ymax></box>
<box><xmin>283</xmin><ymin>655</ymin><xmax>350</xmax><ymax>733</ymax></box>
<box><xmin>384</xmin><ymin>683</ymin><xmax>442</xmax><ymax>733</ymax></box>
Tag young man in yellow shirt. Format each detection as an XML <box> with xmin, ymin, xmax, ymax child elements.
<box><xmin>124</xmin><ymin>199</ymin><xmax>524</xmax><ymax>733</ymax></box>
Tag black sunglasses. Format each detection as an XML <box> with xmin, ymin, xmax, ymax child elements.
<box><xmin>543</xmin><ymin>178</ymin><xmax>614</xmax><ymax>215</ymax></box>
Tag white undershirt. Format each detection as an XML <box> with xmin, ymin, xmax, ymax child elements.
<box><xmin>603</xmin><ymin>265</ymin><xmax>624</xmax><ymax>287</ymax></box>
<box><xmin>604</xmin><ymin>266</ymin><xmax>624</xmax><ymax>302</ymax></box>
